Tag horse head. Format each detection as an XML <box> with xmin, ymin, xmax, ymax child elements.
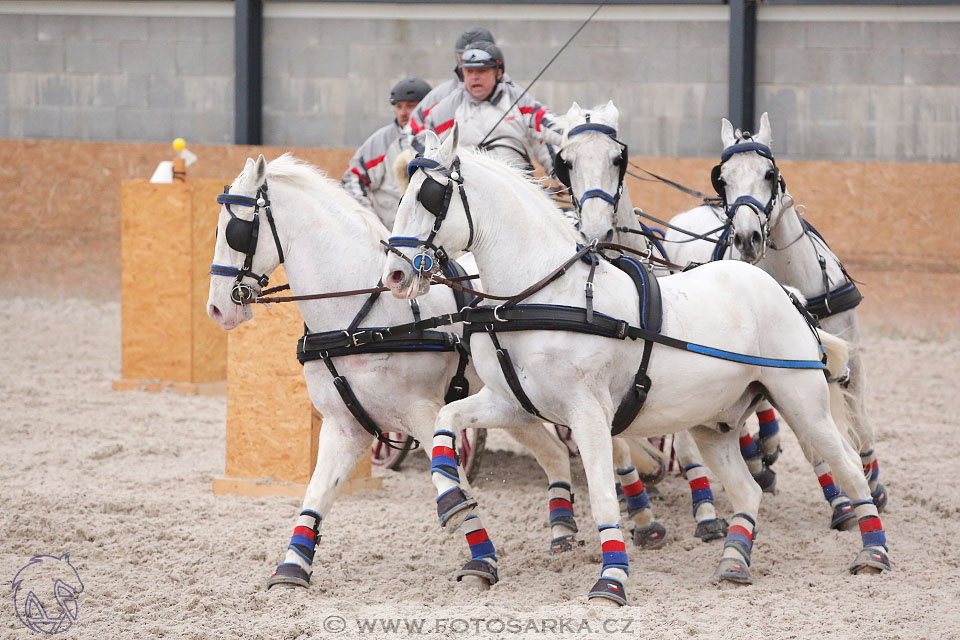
<box><xmin>556</xmin><ymin>100</ymin><xmax>628</xmax><ymax>243</ymax></box>
<box><xmin>206</xmin><ymin>154</ymin><xmax>282</xmax><ymax>329</ymax></box>
<box><xmin>713</xmin><ymin>112</ymin><xmax>786</xmax><ymax>264</ymax></box>
<box><xmin>13</xmin><ymin>553</ymin><xmax>84</xmax><ymax>635</ymax></box>
<box><xmin>385</xmin><ymin>123</ymin><xmax>472</xmax><ymax>300</ymax></box>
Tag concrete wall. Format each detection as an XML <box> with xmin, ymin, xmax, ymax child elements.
<box><xmin>1</xmin><ymin>2</ymin><xmax>958</xmax><ymax>162</ymax></box>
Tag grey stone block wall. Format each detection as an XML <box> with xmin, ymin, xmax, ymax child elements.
<box><xmin>1</xmin><ymin>13</ymin><xmax>233</xmax><ymax>144</ymax></box>
<box><xmin>1</xmin><ymin>7</ymin><xmax>958</xmax><ymax>162</ymax></box>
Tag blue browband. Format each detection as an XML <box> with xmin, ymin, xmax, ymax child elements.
<box><xmin>579</xmin><ymin>189</ymin><xmax>618</xmax><ymax>206</ymax></box>
<box><xmin>407</xmin><ymin>156</ymin><xmax>448</xmax><ymax>177</ymax></box>
<box><xmin>729</xmin><ymin>194</ymin><xmax>769</xmax><ymax>214</ymax></box>
<box><xmin>216</xmin><ymin>193</ymin><xmax>259</xmax><ymax>207</ymax></box>
<box><xmin>721</xmin><ymin>142</ymin><xmax>774</xmax><ymax>163</ymax></box>
<box><xmin>567</xmin><ymin>123</ymin><xmax>617</xmax><ymax>139</ymax></box>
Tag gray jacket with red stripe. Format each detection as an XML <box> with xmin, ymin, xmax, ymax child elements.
<box><xmin>341</xmin><ymin>120</ymin><xmax>412</xmax><ymax>228</ymax></box>
<box><xmin>408</xmin><ymin>72</ymin><xmax>513</xmax><ymax>136</ymax></box>
<box><xmin>418</xmin><ymin>80</ymin><xmax>561</xmax><ymax>175</ymax></box>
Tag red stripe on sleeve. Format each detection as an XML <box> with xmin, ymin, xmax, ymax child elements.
<box><xmin>364</xmin><ymin>154</ymin><xmax>386</xmax><ymax>170</ymax></box>
<box><xmin>435</xmin><ymin>119</ymin><xmax>455</xmax><ymax>134</ymax></box>
<box><xmin>534</xmin><ymin>108</ymin><xmax>546</xmax><ymax>131</ymax></box>
<box><xmin>350</xmin><ymin>166</ymin><xmax>370</xmax><ymax>186</ymax></box>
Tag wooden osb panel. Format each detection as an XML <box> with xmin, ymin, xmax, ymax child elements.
<box><xmin>225</xmin><ymin>269</ymin><xmax>314</xmax><ymax>484</ymax></box>
<box><xmin>190</xmin><ymin>180</ymin><xmax>228</xmax><ymax>383</ymax></box>
<box><xmin>120</xmin><ymin>181</ymin><xmax>193</xmax><ymax>382</ymax></box>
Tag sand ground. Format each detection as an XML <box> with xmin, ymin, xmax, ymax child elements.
<box><xmin>2</xmin><ymin>296</ymin><xmax>959</xmax><ymax>639</ymax></box>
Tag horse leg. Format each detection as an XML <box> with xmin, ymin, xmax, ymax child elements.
<box><xmin>673</xmin><ymin>430</ymin><xmax>728</xmax><ymax>542</ymax></box>
<box><xmin>768</xmin><ymin>373</ymin><xmax>892</xmax><ymax>574</ymax></box>
<box><xmin>431</xmin><ymin>387</ymin><xmax>542</xmax><ymax>588</ymax></box>
<box><xmin>613</xmin><ymin>437</ymin><xmax>667</xmax><ymax>550</ymax></box>
<box><xmin>689</xmin><ymin>425</ymin><xmax>762</xmax><ymax>586</ymax></box>
<box><xmin>626</xmin><ymin>437</ymin><xmax>667</xmax><ymax>486</ymax></box>
<box><xmin>266</xmin><ymin>411</ymin><xmax>371</xmax><ymax>590</ymax></box>
<box><xmin>505</xmin><ymin>426</ymin><xmax>581</xmax><ymax>553</ymax></box>
<box><xmin>739</xmin><ymin>422</ymin><xmax>777</xmax><ymax>493</ymax></box>
<box><xmin>847</xmin><ymin>350</ymin><xmax>887</xmax><ymax>512</ymax></box>
<box><xmin>565</xmin><ymin>408</ymin><xmax>629</xmax><ymax>607</ymax></box>
<box><xmin>755</xmin><ymin>401</ymin><xmax>782</xmax><ymax>467</ymax></box>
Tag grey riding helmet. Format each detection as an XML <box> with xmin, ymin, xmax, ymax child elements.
<box><xmin>389</xmin><ymin>78</ymin><xmax>432</xmax><ymax>104</ymax></box>
<box><xmin>455</xmin><ymin>26</ymin><xmax>495</xmax><ymax>53</ymax></box>
<box><xmin>459</xmin><ymin>41</ymin><xmax>504</xmax><ymax>71</ymax></box>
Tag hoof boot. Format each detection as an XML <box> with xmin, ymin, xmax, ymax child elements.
<box><xmin>632</xmin><ymin>521</ymin><xmax>668</xmax><ymax>550</ymax></box>
<box><xmin>437</xmin><ymin>487</ymin><xmax>478</xmax><ymax>531</ymax></box>
<box><xmin>640</xmin><ymin>457</ymin><xmax>668</xmax><ymax>486</ymax></box>
<box><xmin>694</xmin><ymin>518</ymin><xmax>728</xmax><ymax>542</ymax></box>
<box><xmin>830</xmin><ymin>502</ymin><xmax>858</xmax><ymax>531</ymax></box>
<box><xmin>456</xmin><ymin>559</ymin><xmax>498</xmax><ymax>585</ymax></box>
<box><xmin>753</xmin><ymin>466</ymin><xmax>777</xmax><ymax>493</ymax></box>
<box><xmin>872</xmin><ymin>483</ymin><xmax>888</xmax><ymax>514</ymax></box>
<box><xmin>711</xmin><ymin>557</ymin><xmax>754</xmax><ymax>586</ymax></box>
<box><xmin>550</xmin><ymin>534</ymin><xmax>583</xmax><ymax>554</ymax></box>
<box><xmin>587</xmin><ymin>577</ymin><xmax>627</xmax><ymax>606</ymax></box>
<box><xmin>266</xmin><ymin>563</ymin><xmax>310</xmax><ymax>590</ymax></box>
<box><xmin>849</xmin><ymin>547</ymin><xmax>892</xmax><ymax>574</ymax></box>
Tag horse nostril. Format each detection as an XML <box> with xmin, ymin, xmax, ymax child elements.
<box><xmin>603</xmin><ymin>228</ymin><xmax>614</xmax><ymax>242</ymax></box>
<box><xmin>209</xmin><ymin>304</ymin><xmax>222</xmax><ymax>322</ymax></box>
<box><xmin>733</xmin><ymin>234</ymin><xmax>743</xmax><ymax>250</ymax></box>
<box><xmin>389</xmin><ymin>270</ymin><xmax>404</xmax><ymax>285</ymax></box>
<box><xmin>751</xmin><ymin>230</ymin><xmax>762</xmax><ymax>248</ymax></box>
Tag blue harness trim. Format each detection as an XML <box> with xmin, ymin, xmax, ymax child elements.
<box><xmin>567</xmin><ymin>123</ymin><xmax>617</xmax><ymax>138</ymax></box>
<box><xmin>387</xmin><ymin>236</ymin><xmax>421</xmax><ymax>248</ymax></box>
<box><xmin>721</xmin><ymin>142</ymin><xmax>774</xmax><ymax>162</ymax></box>
<box><xmin>210</xmin><ymin>263</ymin><xmax>241</xmax><ymax>277</ymax></box>
<box><xmin>579</xmin><ymin>189</ymin><xmax>618</xmax><ymax>206</ymax></box>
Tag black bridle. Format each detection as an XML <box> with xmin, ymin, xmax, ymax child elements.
<box><xmin>710</xmin><ymin>140</ymin><xmax>787</xmax><ymax>257</ymax></box>
<box><xmin>210</xmin><ymin>181</ymin><xmax>285</xmax><ymax>305</ymax></box>
<box><xmin>555</xmin><ymin>122</ymin><xmax>628</xmax><ymax>214</ymax></box>
<box><xmin>386</xmin><ymin>156</ymin><xmax>474</xmax><ymax>275</ymax></box>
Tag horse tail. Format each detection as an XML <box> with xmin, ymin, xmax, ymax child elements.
<box><xmin>819</xmin><ymin>329</ymin><xmax>860</xmax><ymax>455</ymax></box>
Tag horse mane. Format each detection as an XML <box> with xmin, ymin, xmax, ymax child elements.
<box><xmin>265</xmin><ymin>153</ymin><xmax>388</xmax><ymax>242</ymax></box>
<box><xmin>457</xmin><ymin>148</ymin><xmax>582</xmax><ymax>245</ymax></box>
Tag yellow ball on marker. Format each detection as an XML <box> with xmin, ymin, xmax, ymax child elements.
<box><xmin>172</xmin><ymin>137</ymin><xmax>186</xmax><ymax>152</ymax></box>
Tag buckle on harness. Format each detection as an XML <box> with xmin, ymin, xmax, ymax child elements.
<box><xmin>493</xmin><ymin>305</ymin><xmax>507</xmax><ymax>322</ymax></box>
<box><xmin>351</xmin><ymin>330</ymin><xmax>383</xmax><ymax>347</ymax></box>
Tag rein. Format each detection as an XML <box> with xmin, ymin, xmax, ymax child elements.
<box><xmin>250</xmin><ymin>274</ymin><xmax>479</xmax><ymax>304</ymax></box>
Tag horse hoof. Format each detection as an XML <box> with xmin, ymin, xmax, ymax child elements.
<box><xmin>266</xmin><ymin>563</ymin><xmax>310</xmax><ymax>590</ymax></box>
<box><xmin>587</xmin><ymin>578</ymin><xmax>627</xmax><ymax>607</ymax></box>
<box><xmin>761</xmin><ymin>444</ymin><xmax>782</xmax><ymax>468</ymax></box>
<box><xmin>456</xmin><ymin>559</ymin><xmax>498</xmax><ymax>586</ymax></box>
<box><xmin>753</xmin><ymin>466</ymin><xmax>777</xmax><ymax>494</ymax></box>
<box><xmin>437</xmin><ymin>487</ymin><xmax>478</xmax><ymax>532</ymax></box>
<box><xmin>711</xmin><ymin>557</ymin><xmax>754</xmax><ymax>586</ymax></box>
<box><xmin>830</xmin><ymin>502</ymin><xmax>858</xmax><ymax>531</ymax></box>
<box><xmin>632</xmin><ymin>521</ymin><xmax>668</xmax><ymax>550</ymax></box>
<box><xmin>694</xmin><ymin>518</ymin><xmax>729</xmax><ymax>542</ymax></box>
<box><xmin>550</xmin><ymin>535</ymin><xmax>584</xmax><ymax>554</ymax></box>
<box><xmin>872</xmin><ymin>483</ymin><xmax>888</xmax><ymax>514</ymax></box>
<box><xmin>849</xmin><ymin>547</ymin><xmax>892</xmax><ymax>575</ymax></box>
<box><xmin>640</xmin><ymin>457</ymin><xmax>668</xmax><ymax>486</ymax></box>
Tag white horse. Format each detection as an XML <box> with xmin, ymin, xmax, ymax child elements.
<box><xmin>382</xmin><ymin>124</ymin><xmax>891</xmax><ymax>606</ymax></box>
<box><xmin>665</xmin><ymin>113</ymin><xmax>886</xmax><ymax>519</ymax></box>
<box><xmin>205</xmin><ymin>154</ymin><xmax>579</xmax><ymax>589</ymax></box>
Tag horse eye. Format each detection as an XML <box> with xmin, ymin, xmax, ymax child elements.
<box><xmin>765</xmin><ymin>169</ymin><xmax>776</xmax><ymax>180</ymax></box>
<box><xmin>612</xmin><ymin>157</ymin><xmax>621</xmax><ymax>166</ymax></box>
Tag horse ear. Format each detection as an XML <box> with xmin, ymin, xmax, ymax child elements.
<box><xmin>423</xmin><ymin>129</ymin><xmax>441</xmax><ymax>155</ymax></box>
<box><xmin>601</xmin><ymin>100</ymin><xmax>620</xmax><ymax>128</ymax></box>
<box><xmin>720</xmin><ymin>118</ymin><xmax>736</xmax><ymax>148</ymax></box>
<box><xmin>243</xmin><ymin>157</ymin><xmax>255</xmax><ymax>173</ymax></box>
<box><xmin>254</xmin><ymin>154</ymin><xmax>267</xmax><ymax>184</ymax></box>
<box><xmin>439</xmin><ymin>121</ymin><xmax>459</xmax><ymax>166</ymax></box>
<box><xmin>566</xmin><ymin>102</ymin><xmax>582</xmax><ymax>119</ymax></box>
<box><xmin>756</xmin><ymin>112</ymin><xmax>772</xmax><ymax>147</ymax></box>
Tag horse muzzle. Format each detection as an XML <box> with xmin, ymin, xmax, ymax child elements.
<box><xmin>732</xmin><ymin>228</ymin><xmax>764</xmax><ymax>264</ymax></box>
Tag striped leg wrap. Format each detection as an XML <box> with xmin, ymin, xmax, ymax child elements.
<box><xmin>739</xmin><ymin>433</ymin><xmax>764</xmax><ymax>477</ymax></box>
<box><xmin>757</xmin><ymin>408</ymin><xmax>782</xmax><ymax>460</ymax></box>
<box><xmin>721</xmin><ymin>513</ymin><xmax>755</xmax><ymax>566</ymax></box>
<box><xmin>813</xmin><ymin>460</ymin><xmax>850</xmax><ymax>507</ymax></box>
<box><xmin>431</xmin><ymin>430</ymin><xmax>460</xmax><ymax>484</ymax></box>
<box><xmin>852</xmin><ymin>500</ymin><xmax>887</xmax><ymax>550</ymax></box>
<box><xmin>287</xmin><ymin>509</ymin><xmax>322</xmax><ymax>566</ymax></box>
<box><xmin>616</xmin><ymin>466</ymin><xmax>652</xmax><ymax>527</ymax></box>
<box><xmin>547</xmin><ymin>481</ymin><xmax>577</xmax><ymax>533</ymax></box>
<box><xmin>685</xmin><ymin>464</ymin><xmax>718</xmax><ymax>522</ymax></box>
<box><xmin>860</xmin><ymin>449</ymin><xmax>879</xmax><ymax>489</ymax></box>
<box><xmin>463</xmin><ymin>514</ymin><xmax>497</xmax><ymax>567</ymax></box>
<box><xmin>598</xmin><ymin>524</ymin><xmax>629</xmax><ymax>579</ymax></box>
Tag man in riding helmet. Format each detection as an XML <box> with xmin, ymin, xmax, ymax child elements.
<box><xmin>408</xmin><ymin>27</ymin><xmax>511</xmax><ymax>135</ymax></box>
<box><xmin>342</xmin><ymin>77</ymin><xmax>431</xmax><ymax>227</ymax></box>
<box><xmin>418</xmin><ymin>41</ymin><xmax>562</xmax><ymax>175</ymax></box>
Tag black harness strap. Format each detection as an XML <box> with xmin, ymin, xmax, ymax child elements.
<box><xmin>485</xmin><ymin>324</ymin><xmax>550</xmax><ymax>421</ymax></box>
<box><xmin>612</xmin><ymin>339</ymin><xmax>653</xmax><ymax>436</ymax></box>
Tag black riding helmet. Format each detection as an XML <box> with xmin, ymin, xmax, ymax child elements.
<box><xmin>455</xmin><ymin>26</ymin><xmax>495</xmax><ymax>53</ymax></box>
<box><xmin>389</xmin><ymin>78</ymin><xmax>432</xmax><ymax>104</ymax></box>
<box><xmin>459</xmin><ymin>41</ymin><xmax>505</xmax><ymax>71</ymax></box>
